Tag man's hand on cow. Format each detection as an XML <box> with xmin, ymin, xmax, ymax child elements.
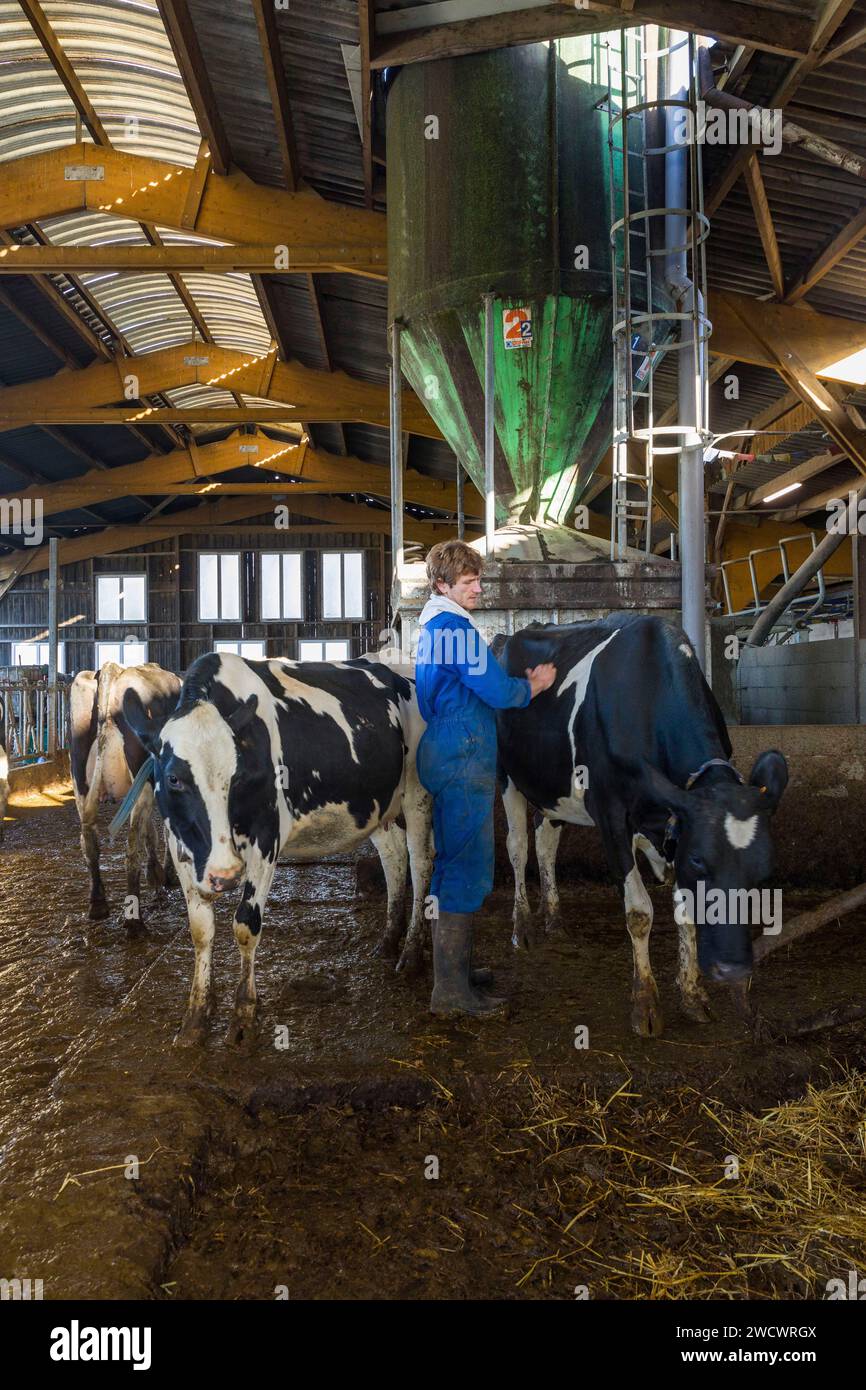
<box><xmin>526</xmin><ymin>663</ymin><xmax>557</xmax><ymax>698</ymax></box>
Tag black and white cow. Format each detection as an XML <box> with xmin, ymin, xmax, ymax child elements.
<box><xmin>0</xmin><ymin>694</ymin><xmax>8</xmax><ymax>843</ymax></box>
<box><xmin>123</xmin><ymin>651</ymin><xmax>433</xmax><ymax>1044</ymax></box>
<box><xmin>494</xmin><ymin>614</ymin><xmax>788</xmax><ymax>1038</ymax></box>
<box><xmin>70</xmin><ymin>662</ymin><xmax>181</xmax><ymax>926</ymax></box>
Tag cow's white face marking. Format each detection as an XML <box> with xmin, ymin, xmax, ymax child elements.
<box><xmin>164</xmin><ymin>704</ymin><xmax>240</xmax><ymax>880</ymax></box>
<box><xmin>679</xmin><ymin>643</ymin><xmax>693</xmax><ymax>659</ymax></box>
<box><xmin>724</xmin><ymin>812</ymin><xmax>758</xmax><ymax>850</ymax></box>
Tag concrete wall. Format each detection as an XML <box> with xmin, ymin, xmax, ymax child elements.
<box><xmin>8</xmin><ymin>751</ymin><xmax>71</xmax><ymax>798</ymax></box>
<box><xmin>493</xmin><ymin>724</ymin><xmax>866</xmax><ymax>892</ymax></box>
<box><xmin>729</xmin><ymin>724</ymin><xmax>866</xmax><ymax>887</ymax></box>
<box><xmin>737</xmin><ymin>637</ymin><xmax>865</xmax><ymax>725</ymax></box>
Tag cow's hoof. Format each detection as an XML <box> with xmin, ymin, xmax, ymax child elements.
<box><xmin>226</xmin><ymin>1012</ymin><xmax>256</xmax><ymax>1047</ymax></box>
<box><xmin>174</xmin><ymin>1019</ymin><xmax>207</xmax><ymax>1047</ymax></box>
<box><xmin>373</xmin><ymin>934</ymin><xmax>400</xmax><ymax>963</ymax></box>
<box><xmin>124</xmin><ymin>915</ymin><xmax>147</xmax><ymax>938</ymax></box>
<box><xmin>511</xmin><ymin>902</ymin><xmax>535</xmax><ymax>950</ymax></box>
<box><xmin>89</xmin><ymin>900</ymin><xmax>109</xmax><ymax>922</ymax></box>
<box><xmin>631</xmin><ymin>987</ymin><xmax>664</xmax><ymax>1038</ymax></box>
<box><xmin>511</xmin><ymin>915</ymin><xmax>543</xmax><ymax>951</ymax></box>
<box><xmin>395</xmin><ymin>940</ymin><xmax>424</xmax><ymax>978</ymax></box>
<box><xmin>679</xmin><ymin>985</ymin><xmax>712</xmax><ymax>1024</ymax></box>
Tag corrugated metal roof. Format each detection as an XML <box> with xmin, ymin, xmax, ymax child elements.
<box><xmin>0</xmin><ymin>0</ymin><xmax>200</xmax><ymax>164</ymax></box>
<box><xmin>5</xmin><ymin>3</ymin><xmax>866</xmax><ymax>554</ymax></box>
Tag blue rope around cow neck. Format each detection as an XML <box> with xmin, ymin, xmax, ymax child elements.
<box><xmin>108</xmin><ymin>754</ymin><xmax>156</xmax><ymax>841</ymax></box>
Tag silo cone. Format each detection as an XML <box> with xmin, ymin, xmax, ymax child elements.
<box><xmin>387</xmin><ymin>35</ymin><xmax>648</xmax><ymax>527</ymax></box>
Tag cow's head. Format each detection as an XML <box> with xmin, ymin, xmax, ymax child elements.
<box><xmin>123</xmin><ymin>688</ymin><xmax>258</xmax><ymax>897</ymax></box>
<box><xmin>633</xmin><ymin>751</ymin><xmax>788</xmax><ymax>982</ymax></box>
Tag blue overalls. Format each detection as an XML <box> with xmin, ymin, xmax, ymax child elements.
<box><xmin>415</xmin><ymin>612</ymin><xmax>531</xmax><ymax>913</ymax></box>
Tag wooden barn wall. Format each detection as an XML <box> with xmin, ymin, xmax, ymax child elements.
<box><xmin>0</xmin><ymin>529</ymin><xmax>387</xmax><ymax>677</ymax></box>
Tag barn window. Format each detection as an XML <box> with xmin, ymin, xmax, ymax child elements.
<box><xmin>10</xmin><ymin>641</ymin><xmax>66</xmax><ymax>673</ymax></box>
<box><xmin>321</xmin><ymin>551</ymin><xmax>364</xmax><ymax>619</ymax></box>
<box><xmin>298</xmin><ymin>639</ymin><xmax>351</xmax><ymax>661</ymax></box>
<box><xmin>198</xmin><ymin>552</ymin><xmax>241</xmax><ymax>621</ymax></box>
<box><xmin>214</xmin><ymin>641</ymin><xmax>266</xmax><ymax>659</ymax></box>
<box><xmin>96</xmin><ymin>574</ymin><xmax>147</xmax><ymax>623</ymax></box>
<box><xmin>260</xmin><ymin>553</ymin><xmax>303</xmax><ymax>620</ymax></box>
<box><xmin>95</xmin><ymin>640</ymin><xmax>148</xmax><ymax>668</ymax></box>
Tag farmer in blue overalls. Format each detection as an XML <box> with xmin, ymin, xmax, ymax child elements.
<box><xmin>415</xmin><ymin>540</ymin><xmax>556</xmax><ymax>1018</ymax></box>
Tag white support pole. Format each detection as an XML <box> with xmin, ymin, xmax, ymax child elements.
<box><xmin>456</xmin><ymin>461</ymin><xmax>465</xmax><ymax>540</ymax></box>
<box><xmin>665</xmin><ymin>29</ymin><xmax>707</xmax><ymax>668</ymax></box>
<box><xmin>389</xmin><ymin>322</ymin><xmax>404</xmax><ymax>583</ymax></box>
<box><xmin>483</xmin><ymin>293</ymin><xmax>496</xmax><ymax>557</ymax></box>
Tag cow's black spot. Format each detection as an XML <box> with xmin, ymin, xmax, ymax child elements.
<box><xmin>153</xmin><ymin>748</ymin><xmax>212</xmax><ymax>882</ymax></box>
<box><xmin>236</xmin><ymin>892</ymin><xmax>262</xmax><ymax>936</ymax></box>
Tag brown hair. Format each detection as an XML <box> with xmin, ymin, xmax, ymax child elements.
<box><xmin>425</xmin><ymin>539</ymin><xmax>483</xmax><ymax>593</ymax></box>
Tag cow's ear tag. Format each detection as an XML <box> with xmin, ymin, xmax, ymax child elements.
<box><xmin>758</xmin><ymin>785</ymin><xmax>768</xmax><ymax>794</ymax></box>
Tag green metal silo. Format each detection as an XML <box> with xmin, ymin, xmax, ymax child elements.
<box><xmin>387</xmin><ymin>33</ymin><xmax>656</xmax><ymax>527</ymax></box>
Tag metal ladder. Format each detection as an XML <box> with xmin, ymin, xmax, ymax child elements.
<box><xmin>604</xmin><ymin>30</ymin><xmax>712</xmax><ymax>560</ymax></box>
<box><xmin>606</xmin><ymin>27</ymin><xmax>655</xmax><ymax>557</ymax></box>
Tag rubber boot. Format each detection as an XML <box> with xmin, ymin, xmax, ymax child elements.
<box><xmin>430</xmin><ymin>912</ymin><xmax>507</xmax><ymax>1018</ymax></box>
<box><xmin>431</xmin><ymin>917</ymin><xmax>495</xmax><ymax>990</ymax></box>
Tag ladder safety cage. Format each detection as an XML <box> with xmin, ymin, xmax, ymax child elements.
<box><xmin>604</xmin><ymin>29</ymin><xmax>712</xmax><ymax>559</ymax></box>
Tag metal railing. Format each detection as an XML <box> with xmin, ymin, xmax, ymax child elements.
<box><xmin>0</xmin><ymin>680</ymin><xmax>69</xmax><ymax>768</ymax></box>
<box><xmin>720</xmin><ymin>534</ymin><xmax>827</xmax><ymax>623</ymax></box>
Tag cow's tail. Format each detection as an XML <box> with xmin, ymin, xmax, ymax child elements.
<box><xmin>83</xmin><ymin>664</ymin><xmax>115</xmax><ymax>821</ymax></box>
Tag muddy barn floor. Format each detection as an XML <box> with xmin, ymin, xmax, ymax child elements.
<box><xmin>1</xmin><ymin>790</ymin><xmax>865</xmax><ymax>1301</ymax></box>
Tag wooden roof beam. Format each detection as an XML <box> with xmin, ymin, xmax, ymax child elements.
<box><xmin>0</xmin><ymin>406</ymin><xmax>407</xmax><ymax>427</ymax></box>
<box><xmin>0</xmin><ymin>430</ymin><xmax>484</xmax><ymax>521</ymax></box>
<box><xmin>0</xmin><ymin>147</ymin><xmax>386</xmax><ymax>276</ymax></box>
<box><xmin>155</xmin><ymin>0</ymin><xmax>232</xmax><ymax>174</ymax></box>
<box><xmin>706</xmin><ymin>0</ymin><xmax>857</xmax><ymax>216</ymax></box>
<box><xmin>0</xmin><ymin>232</ymin><xmax>111</xmax><ymax>362</ymax></box>
<box><xmin>709</xmin><ymin>291</ymin><xmax>866</xmax><ymax>389</ymax></box>
<box><xmin>716</xmin><ymin>45</ymin><xmax>754</xmax><ymax>91</ymax></box>
<box><xmin>250</xmin><ymin>0</ymin><xmax>298</xmax><ymax>191</ymax></box>
<box><xmin>726</xmin><ymin>295</ymin><xmax>866</xmax><ymax>475</ymax></box>
<box><xmin>0</xmin><ymin>343</ymin><xmax>439</xmax><ymax>437</ymax></box>
<box><xmin>371</xmin><ymin>2</ymin><xmax>816</xmax><ymax>67</ymax></box>
<box><xmin>785</xmin><ymin>203</ymin><xmax>866</xmax><ymax>303</ymax></box>
<box><xmin>0</xmin><ymin>244</ymin><xmax>385</xmax><ymax>275</ymax></box>
<box><xmin>743</xmin><ymin>154</ymin><xmax>785</xmax><ymax>299</ymax></box>
<box><xmin>817</xmin><ymin>16</ymin><xmax>866</xmax><ymax>65</ymax></box>
<box><xmin>18</xmin><ymin>0</ymin><xmax>110</xmax><ymax>146</ymax></box>
<box><xmin>731</xmin><ymin>448</ymin><xmax>845</xmax><ymax>510</ymax></box>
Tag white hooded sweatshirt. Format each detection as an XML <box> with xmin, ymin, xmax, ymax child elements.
<box><xmin>417</xmin><ymin>593</ymin><xmax>483</xmax><ymax>632</ymax></box>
